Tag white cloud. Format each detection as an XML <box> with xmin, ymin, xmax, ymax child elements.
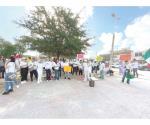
<box><xmin>124</xmin><ymin>14</ymin><xmax>150</xmax><ymax>51</ymax></box>
<box><xmin>96</xmin><ymin>13</ymin><xmax>150</xmax><ymax>55</ymax></box>
<box><xmin>84</xmin><ymin>49</ymin><xmax>97</xmax><ymax>59</ymax></box>
<box><xmin>98</xmin><ymin>32</ymin><xmax>123</xmax><ymax>54</ymax></box>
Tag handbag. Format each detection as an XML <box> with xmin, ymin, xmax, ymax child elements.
<box><xmin>8</xmin><ymin>73</ymin><xmax>16</xmax><ymax>80</ymax></box>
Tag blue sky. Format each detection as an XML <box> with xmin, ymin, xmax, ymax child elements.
<box><xmin>85</xmin><ymin>6</ymin><xmax>150</xmax><ymax>57</ymax></box>
<box><xmin>0</xmin><ymin>6</ymin><xmax>150</xmax><ymax>57</ymax></box>
<box><xmin>0</xmin><ymin>6</ymin><xmax>26</xmax><ymax>43</ymax></box>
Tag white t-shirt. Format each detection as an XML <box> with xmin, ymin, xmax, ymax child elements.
<box><xmin>33</xmin><ymin>61</ymin><xmax>38</xmax><ymax>70</ymax></box>
<box><xmin>53</xmin><ymin>62</ymin><xmax>60</xmax><ymax>70</ymax></box>
<box><xmin>132</xmin><ymin>62</ymin><xmax>138</xmax><ymax>69</ymax></box>
<box><xmin>45</xmin><ymin>61</ymin><xmax>52</xmax><ymax>70</ymax></box>
<box><xmin>5</xmin><ymin>62</ymin><xmax>16</xmax><ymax>73</ymax></box>
<box><xmin>83</xmin><ymin>62</ymin><xmax>89</xmax><ymax>72</ymax></box>
<box><xmin>37</xmin><ymin>62</ymin><xmax>43</xmax><ymax>72</ymax></box>
<box><xmin>100</xmin><ymin>63</ymin><xmax>105</xmax><ymax>71</ymax></box>
<box><xmin>28</xmin><ymin>61</ymin><xmax>34</xmax><ymax>71</ymax></box>
<box><xmin>20</xmin><ymin>61</ymin><xmax>28</xmax><ymax>68</ymax></box>
<box><xmin>63</xmin><ymin>62</ymin><xmax>69</xmax><ymax>67</ymax></box>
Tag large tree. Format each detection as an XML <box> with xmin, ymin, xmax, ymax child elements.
<box><xmin>16</xmin><ymin>6</ymin><xmax>90</xmax><ymax>59</ymax></box>
<box><xmin>0</xmin><ymin>37</ymin><xmax>17</xmax><ymax>58</ymax></box>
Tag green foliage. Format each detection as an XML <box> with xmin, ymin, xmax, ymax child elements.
<box><xmin>0</xmin><ymin>37</ymin><xmax>16</xmax><ymax>58</ymax></box>
<box><xmin>16</xmin><ymin>6</ymin><xmax>90</xmax><ymax>59</ymax></box>
<box><xmin>14</xmin><ymin>39</ymin><xmax>27</xmax><ymax>54</ymax></box>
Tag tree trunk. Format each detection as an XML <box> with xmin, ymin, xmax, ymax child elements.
<box><xmin>56</xmin><ymin>53</ymin><xmax>60</xmax><ymax>60</ymax></box>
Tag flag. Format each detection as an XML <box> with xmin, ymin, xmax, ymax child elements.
<box><xmin>143</xmin><ymin>49</ymin><xmax>150</xmax><ymax>64</ymax></box>
<box><xmin>96</xmin><ymin>55</ymin><xmax>103</xmax><ymax>61</ymax></box>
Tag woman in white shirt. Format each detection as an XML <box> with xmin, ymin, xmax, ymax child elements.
<box><xmin>2</xmin><ymin>56</ymin><xmax>16</xmax><ymax>95</ymax></box>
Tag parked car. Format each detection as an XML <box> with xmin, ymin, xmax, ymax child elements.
<box><xmin>139</xmin><ymin>63</ymin><xmax>150</xmax><ymax>71</ymax></box>
<box><xmin>111</xmin><ymin>63</ymin><xmax>120</xmax><ymax>68</ymax></box>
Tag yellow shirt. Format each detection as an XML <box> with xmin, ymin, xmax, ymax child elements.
<box><xmin>64</xmin><ymin>66</ymin><xmax>72</xmax><ymax>72</ymax></box>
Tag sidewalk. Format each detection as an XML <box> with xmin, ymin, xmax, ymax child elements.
<box><xmin>0</xmin><ymin>76</ymin><xmax>150</xmax><ymax>118</ymax></box>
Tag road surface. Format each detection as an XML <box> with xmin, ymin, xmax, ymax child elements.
<box><xmin>0</xmin><ymin>74</ymin><xmax>150</xmax><ymax>118</ymax></box>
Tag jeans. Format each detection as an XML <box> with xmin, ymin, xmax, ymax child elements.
<box><xmin>0</xmin><ymin>66</ymin><xmax>5</xmax><ymax>78</ymax></box>
<box><xmin>55</xmin><ymin>70</ymin><xmax>60</xmax><ymax>80</ymax></box>
<box><xmin>4</xmin><ymin>73</ymin><xmax>15</xmax><ymax>92</ymax></box>
<box><xmin>133</xmin><ymin>68</ymin><xmax>138</xmax><ymax>78</ymax></box>
<box><xmin>45</xmin><ymin>69</ymin><xmax>51</xmax><ymax>80</ymax></box>
<box><xmin>100</xmin><ymin>70</ymin><xmax>104</xmax><ymax>79</ymax></box>
<box><xmin>73</xmin><ymin>67</ymin><xmax>78</xmax><ymax>75</ymax></box>
<box><xmin>122</xmin><ymin>69</ymin><xmax>130</xmax><ymax>84</ymax></box>
<box><xmin>64</xmin><ymin>72</ymin><xmax>71</xmax><ymax>79</ymax></box>
<box><xmin>79</xmin><ymin>69</ymin><xmax>83</xmax><ymax>75</ymax></box>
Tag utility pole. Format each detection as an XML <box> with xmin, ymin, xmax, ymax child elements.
<box><xmin>110</xmin><ymin>33</ymin><xmax>115</xmax><ymax>66</ymax></box>
<box><xmin>110</xmin><ymin>13</ymin><xmax>120</xmax><ymax>66</ymax></box>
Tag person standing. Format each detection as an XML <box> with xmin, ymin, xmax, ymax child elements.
<box><xmin>83</xmin><ymin>60</ymin><xmax>90</xmax><ymax>81</ymax></box>
<box><xmin>2</xmin><ymin>56</ymin><xmax>16</xmax><ymax>95</ymax></box>
<box><xmin>53</xmin><ymin>60</ymin><xmax>60</xmax><ymax>80</ymax></box>
<box><xmin>0</xmin><ymin>56</ymin><xmax>5</xmax><ymax>79</ymax></box>
<box><xmin>78</xmin><ymin>61</ymin><xmax>83</xmax><ymax>76</ymax></box>
<box><xmin>37</xmin><ymin>59</ymin><xmax>43</xmax><ymax>84</ymax></box>
<box><xmin>122</xmin><ymin>61</ymin><xmax>132</xmax><ymax>84</ymax></box>
<box><xmin>72</xmin><ymin>61</ymin><xmax>78</xmax><ymax>75</ymax></box>
<box><xmin>28</xmin><ymin>58</ymin><xmax>38</xmax><ymax>82</ymax></box>
<box><xmin>99</xmin><ymin>61</ymin><xmax>105</xmax><ymax>79</ymax></box>
<box><xmin>20</xmin><ymin>57</ymin><xmax>28</xmax><ymax>84</ymax></box>
<box><xmin>45</xmin><ymin>59</ymin><xmax>52</xmax><ymax>81</ymax></box>
<box><xmin>132</xmin><ymin>59</ymin><xmax>139</xmax><ymax>78</ymax></box>
<box><xmin>63</xmin><ymin>60</ymin><xmax>71</xmax><ymax>79</ymax></box>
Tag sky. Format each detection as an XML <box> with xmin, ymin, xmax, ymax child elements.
<box><xmin>0</xmin><ymin>6</ymin><xmax>150</xmax><ymax>58</ymax></box>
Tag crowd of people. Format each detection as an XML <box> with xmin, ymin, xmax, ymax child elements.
<box><xmin>0</xmin><ymin>54</ymin><xmax>140</xmax><ymax>95</ymax></box>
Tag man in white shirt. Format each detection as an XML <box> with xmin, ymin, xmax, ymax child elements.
<box><xmin>132</xmin><ymin>59</ymin><xmax>139</xmax><ymax>78</ymax></box>
<box><xmin>122</xmin><ymin>61</ymin><xmax>132</xmax><ymax>84</ymax></box>
<box><xmin>28</xmin><ymin>58</ymin><xmax>38</xmax><ymax>82</ymax></box>
<box><xmin>37</xmin><ymin>59</ymin><xmax>43</xmax><ymax>84</ymax></box>
<box><xmin>45</xmin><ymin>59</ymin><xmax>52</xmax><ymax>81</ymax></box>
<box><xmin>99</xmin><ymin>61</ymin><xmax>105</xmax><ymax>79</ymax></box>
<box><xmin>53</xmin><ymin>60</ymin><xmax>60</xmax><ymax>80</ymax></box>
<box><xmin>83</xmin><ymin>60</ymin><xmax>91</xmax><ymax>81</ymax></box>
<box><xmin>20</xmin><ymin>57</ymin><xmax>28</xmax><ymax>84</ymax></box>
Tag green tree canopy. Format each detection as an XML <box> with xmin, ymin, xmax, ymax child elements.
<box><xmin>16</xmin><ymin>6</ymin><xmax>90</xmax><ymax>59</ymax></box>
<box><xmin>0</xmin><ymin>37</ymin><xmax>16</xmax><ymax>58</ymax></box>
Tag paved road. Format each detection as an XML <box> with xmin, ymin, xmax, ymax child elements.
<box><xmin>0</xmin><ymin>76</ymin><xmax>150</xmax><ymax>118</ymax></box>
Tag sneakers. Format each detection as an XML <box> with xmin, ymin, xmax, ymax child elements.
<box><xmin>16</xmin><ymin>85</ymin><xmax>19</xmax><ymax>88</ymax></box>
<box><xmin>21</xmin><ymin>81</ymin><xmax>26</xmax><ymax>84</ymax></box>
<box><xmin>2</xmin><ymin>91</ymin><xmax>9</xmax><ymax>95</ymax></box>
